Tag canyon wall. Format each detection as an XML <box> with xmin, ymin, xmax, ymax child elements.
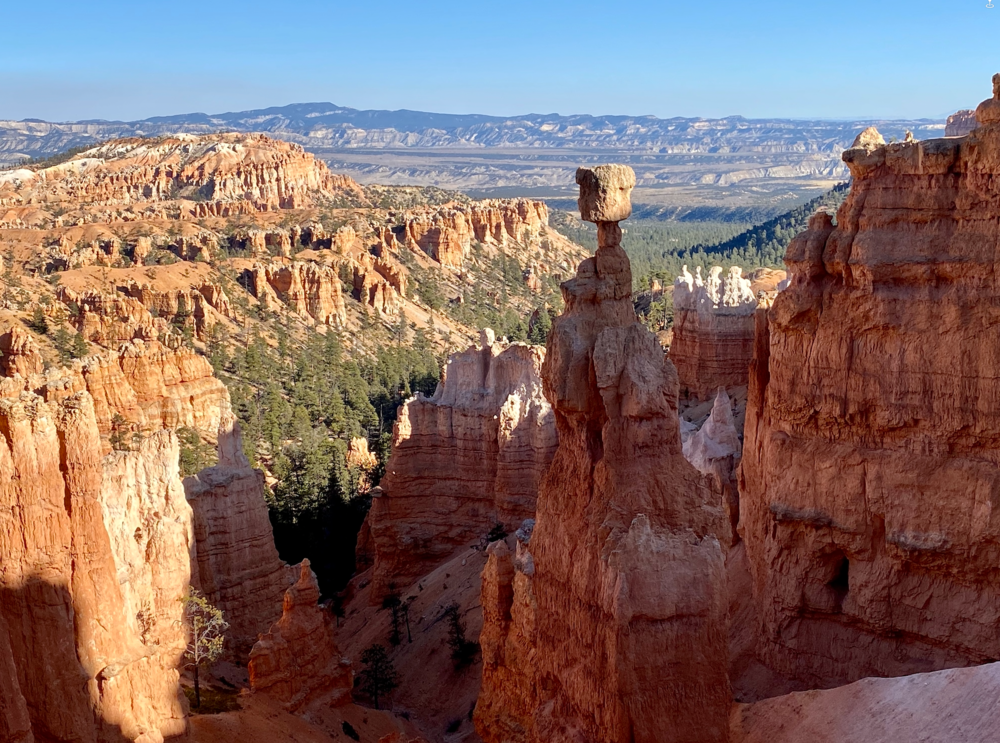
<box><xmin>364</xmin><ymin>329</ymin><xmax>557</xmax><ymax>602</ymax></box>
<box><xmin>670</xmin><ymin>265</ymin><xmax>760</xmax><ymax>399</ymax></box>
<box><xmin>34</xmin><ymin>339</ymin><xmax>231</xmax><ymax>445</ymax></box>
<box><xmin>477</xmin><ymin>165</ymin><xmax>730</xmax><ymax>743</ymax></box>
<box><xmin>740</xmin><ymin>76</ymin><xmax>1000</xmax><ymax>688</ymax></box>
<box><xmin>247</xmin><ymin>261</ymin><xmax>348</xmax><ymax>326</ymax></box>
<box><xmin>25</xmin><ymin>133</ymin><xmax>366</xmax><ymax>214</ymax></box>
<box><xmin>0</xmin><ymin>393</ymin><xmax>189</xmax><ymax>743</ymax></box>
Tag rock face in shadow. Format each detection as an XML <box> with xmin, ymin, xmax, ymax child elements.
<box><xmin>740</xmin><ymin>76</ymin><xmax>1000</xmax><ymax>689</ymax></box>
<box><xmin>683</xmin><ymin>387</ymin><xmax>743</xmax><ymax>533</ymax></box>
<box><xmin>249</xmin><ymin>560</ymin><xmax>352</xmax><ymax>711</ymax></box>
<box><xmin>0</xmin><ymin>393</ymin><xmax>190</xmax><ymax>743</ymax></box>
<box><xmin>476</xmin><ymin>165</ymin><xmax>730</xmax><ymax>743</ymax></box>
<box><xmin>184</xmin><ymin>414</ymin><xmax>296</xmax><ymax>658</ymax></box>
<box><xmin>670</xmin><ymin>265</ymin><xmax>761</xmax><ymax>399</ymax></box>
<box><xmin>364</xmin><ymin>329</ymin><xmax>557</xmax><ymax>603</ymax></box>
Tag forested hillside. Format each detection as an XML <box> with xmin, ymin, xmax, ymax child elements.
<box><xmin>552</xmin><ymin>181</ymin><xmax>850</xmax><ymax>291</ymax></box>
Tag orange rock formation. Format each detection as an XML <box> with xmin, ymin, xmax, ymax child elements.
<box><xmin>477</xmin><ymin>164</ymin><xmax>730</xmax><ymax>743</ymax></box>
<box><xmin>365</xmin><ymin>329</ymin><xmax>557</xmax><ymax>602</ymax></box>
<box><xmin>740</xmin><ymin>76</ymin><xmax>1000</xmax><ymax>689</ymax></box>
<box><xmin>401</xmin><ymin>199</ymin><xmax>549</xmax><ymax>268</ymax></box>
<box><xmin>0</xmin><ymin>393</ymin><xmax>190</xmax><ymax>742</ymax></box>
<box><xmin>6</xmin><ymin>133</ymin><xmax>367</xmax><ymax>219</ymax></box>
<box><xmin>0</xmin><ymin>326</ymin><xmax>43</xmax><ymax>377</ymax></box>
<box><xmin>670</xmin><ymin>265</ymin><xmax>761</xmax><ymax>399</ymax></box>
<box><xmin>185</xmin><ymin>415</ymin><xmax>296</xmax><ymax>657</ymax></box>
<box><xmin>247</xmin><ymin>260</ymin><xmax>347</xmax><ymax>325</ymax></box>
<box><xmin>249</xmin><ymin>560</ymin><xmax>352</xmax><ymax>710</ymax></box>
<box><xmin>945</xmin><ymin>109</ymin><xmax>977</xmax><ymax>137</ymax></box>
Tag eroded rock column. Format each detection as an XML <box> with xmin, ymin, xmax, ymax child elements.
<box><xmin>477</xmin><ymin>165</ymin><xmax>730</xmax><ymax>743</ymax></box>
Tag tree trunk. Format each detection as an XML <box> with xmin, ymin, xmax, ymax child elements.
<box><xmin>194</xmin><ymin>664</ymin><xmax>201</xmax><ymax>708</ymax></box>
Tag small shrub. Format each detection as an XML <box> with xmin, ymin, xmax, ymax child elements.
<box><xmin>486</xmin><ymin>522</ymin><xmax>507</xmax><ymax>543</ymax></box>
<box><xmin>341</xmin><ymin>721</ymin><xmax>360</xmax><ymax>741</ymax></box>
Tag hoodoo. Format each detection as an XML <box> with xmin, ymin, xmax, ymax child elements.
<box><xmin>476</xmin><ymin>164</ymin><xmax>730</xmax><ymax>743</ymax></box>
<box><xmin>364</xmin><ymin>330</ymin><xmax>557</xmax><ymax>602</ymax></box>
<box><xmin>740</xmin><ymin>75</ymin><xmax>1000</xmax><ymax>688</ymax></box>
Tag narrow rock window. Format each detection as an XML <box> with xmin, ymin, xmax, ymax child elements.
<box><xmin>828</xmin><ymin>554</ymin><xmax>850</xmax><ymax>613</ymax></box>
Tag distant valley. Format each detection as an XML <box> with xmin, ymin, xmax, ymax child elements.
<box><xmin>0</xmin><ymin>102</ymin><xmax>951</xmax><ymax>218</ymax></box>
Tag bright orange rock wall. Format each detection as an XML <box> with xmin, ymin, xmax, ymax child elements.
<box><xmin>740</xmin><ymin>78</ymin><xmax>1000</xmax><ymax>689</ymax></box>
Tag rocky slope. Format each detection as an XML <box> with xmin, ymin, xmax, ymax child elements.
<box><xmin>0</xmin><ymin>131</ymin><xmax>585</xmax><ymax>370</ymax></box>
<box><xmin>0</xmin><ymin>133</ymin><xmax>366</xmax><ymax>222</ymax></box>
<box><xmin>363</xmin><ymin>329</ymin><xmax>557</xmax><ymax>603</ymax></box>
<box><xmin>731</xmin><ymin>661</ymin><xmax>1000</xmax><ymax>743</ymax></box>
<box><xmin>476</xmin><ymin>165</ymin><xmax>730</xmax><ymax>743</ymax></box>
<box><xmin>740</xmin><ymin>75</ymin><xmax>1000</xmax><ymax>689</ymax></box>
<box><xmin>670</xmin><ymin>265</ymin><xmax>764</xmax><ymax>399</ymax></box>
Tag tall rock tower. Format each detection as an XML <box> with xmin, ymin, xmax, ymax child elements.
<box><xmin>476</xmin><ymin>164</ymin><xmax>731</xmax><ymax>743</ymax></box>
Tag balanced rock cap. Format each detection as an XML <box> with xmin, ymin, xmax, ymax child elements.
<box><xmin>576</xmin><ymin>164</ymin><xmax>635</xmax><ymax>223</ymax></box>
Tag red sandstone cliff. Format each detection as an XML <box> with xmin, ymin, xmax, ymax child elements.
<box><xmin>247</xmin><ymin>260</ymin><xmax>348</xmax><ymax>326</ymax></box>
<box><xmin>477</xmin><ymin>165</ymin><xmax>730</xmax><ymax>743</ymax></box>
<box><xmin>401</xmin><ymin>199</ymin><xmax>549</xmax><ymax>268</ymax></box>
<box><xmin>365</xmin><ymin>329</ymin><xmax>557</xmax><ymax>602</ymax></box>
<box><xmin>946</xmin><ymin>109</ymin><xmax>977</xmax><ymax>137</ymax></box>
<box><xmin>34</xmin><ymin>339</ymin><xmax>231</xmax><ymax>445</ymax></box>
<box><xmin>670</xmin><ymin>265</ymin><xmax>761</xmax><ymax>399</ymax></box>
<box><xmin>740</xmin><ymin>75</ymin><xmax>1000</xmax><ymax>689</ymax></box>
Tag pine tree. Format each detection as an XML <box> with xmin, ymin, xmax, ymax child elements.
<box><xmin>359</xmin><ymin>643</ymin><xmax>398</xmax><ymax>709</ymax></box>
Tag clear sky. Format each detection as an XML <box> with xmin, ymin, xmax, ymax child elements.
<box><xmin>2</xmin><ymin>0</ymin><xmax>998</xmax><ymax>122</ymax></box>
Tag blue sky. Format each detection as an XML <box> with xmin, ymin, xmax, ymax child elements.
<box><xmin>2</xmin><ymin>0</ymin><xmax>998</xmax><ymax>121</ymax></box>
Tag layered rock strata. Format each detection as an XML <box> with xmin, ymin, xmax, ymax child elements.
<box><xmin>18</xmin><ymin>133</ymin><xmax>367</xmax><ymax>215</ymax></box>
<box><xmin>37</xmin><ymin>340</ymin><xmax>230</xmax><ymax>444</ymax></box>
<box><xmin>670</xmin><ymin>265</ymin><xmax>760</xmax><ymax>399</ymax></box>
<box><xmin>946</xmin><ymin>109</ymin><xmax>977</xmax><ymax>137</ymax></box>
<box><xmin>402</xmin><ymin>199</ymin><xmax>549</xmax><ymax>268</ymax></box>
<box><xmin>0</xmin><ymin>326</ymin><xmax>43</xmax><ymax>377</ymax></box>
<box><xmin>477</xmin><ymin>164</ymin><xmax>730</xmax><ymax>743</ymax></box>
<box><xmin>740</xmin><ymin>75</ymin><xmax>1000</xmax><ymax>688</ymax></box>
<box><xmin>60</xmin><ymin>283</ymin><xmax>234</xmax><ymax>344</ymax></box>
<box><xmin>0</xmin><ymin>392</ymin><xmax>190</xmax><ymax>742</ymax></box>
<box><xmin>249</xmin><ymin>560</ymin><xmax>352</xmax><ymax>710</ymax></box>
<box><xmin>364</xmin><ymin>329</ymin><xmax>557</xmax><ymax>602</ymax></box>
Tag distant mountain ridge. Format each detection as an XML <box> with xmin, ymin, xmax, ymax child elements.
<box><xmin>0</xmin><ymin>103</ymin><xmax>954</xmax><ymax>212</ymax></box>
<box><xmin>0</xmin><ymin>102</ymin><xmax>946</xmax><ymax>164</ymax></box>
